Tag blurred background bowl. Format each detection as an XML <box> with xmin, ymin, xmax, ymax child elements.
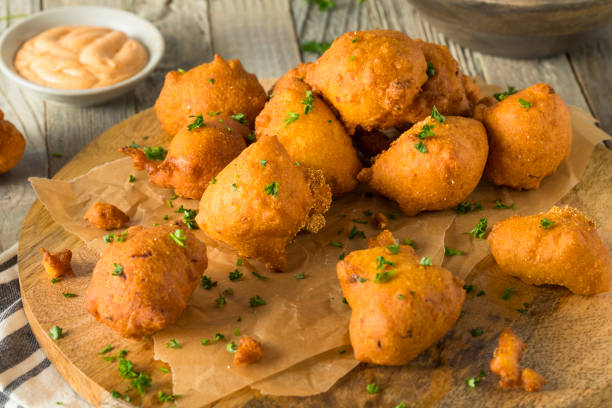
<box><xmin>407</xmin><ymin>0</ymin><xmax>612</xmax><ymax>58</ymax></box>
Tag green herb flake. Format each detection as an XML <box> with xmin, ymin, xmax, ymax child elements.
<box><xmin>444</xmin><ymin>246</ymin><xmax>465</xmax><ymax>257</ymax></box>
<box><xmin>260</xmin><ymin>159</ymin><xmax>267</xmax><ymax>168</ymax></box>
<box><xmin>463</xmin><ymin>284</ymin><xmax>475</xmax><ymax>293</ymax></box>
<box><xmin>210</xmin><ymin>177</ymin><xmax>217</xmax><ymax>184</ymax></box>
<box><xmin>216</xmin><ymin>295</ymin><xmax>226</xmax><ymax>308</ymax></box>
<box><xmin>419</xmin><ymin>256</ymin><xmax>433</xmax><ymax>266</ymax></box>
<box><xmin>431</xmin><ymin>106</ymin><xmax>446</xmax><ymax>123</ymax></box>
<box><xmin>249</xmin><ymin>295</ymin><xmax>266</xmax><ymax>307</ymax></box>
<box><xmin>476</xmin><ymin>290</ymin><xmax>486</xmax><ymax>297</ymax></box>
<box><xmin>284</xmin><ymin>111</ymin><xmax>299</xmax><ymax>127</ymax></box>
<box><xmin>404</xmin><ymin>238</ymin><xmax>415</xmax><ymax>248</ymax></box>
<box><xmin>301</xmin><ymin>40</ymin><xmax>332</xmax><ymax>54</ymax></box>
<box><xmin>143</xmin><ymin>146</ymin><xmax>167</xmax><ymax>161</ymax></box>
<box><xmin>376</xmin><ymin>256</ymin><xmax>396</xmax><ymax>270</ymax></box>
<box><xmin>466</xmin><ymin>370</ymin><xmax>486</xmax><ymax>387</ymax></box>
<box><xmin>470</xmin><ymin>327</ymin><xmax>484</xmax><ymax>337</ymax></box>
<box><xmin>464</xmin><ymin>217</ymin><xmax>488</xmax><ymax>239</ymax></box>
<box><xmin>330</xmin><ymin>240</ymin><xmax>343</xmax><ymax>248</ymax></box>
<box><xmin>51</xmin><ymin>152</ymin><xmax>63</xmax><ymax>158</ymax></box>
<box><xmin>398</xmin><ymin>294</ymin><xmax>405</xmax><ymax>300</ymax></box>
<box><xmin>351</xmin><ymin>218</ymin><xmax>368</xmax><ymax>224</ymax></box>
<box><xmin>231</xmin><ymin>112</ymin><xmax>247</xmax><ymax>124</ymax></box>
<box><xmin>229</xmin><ymin>269</ymin><xmax>243</xmax><ymax>281</ymax></box>
<box><xmin>295</xmin><ymin>272</ymin><xmax>306</xmax><ymax>279</ymax></box>
<box><xmin>62</xmin><ymin>292</ymin><xmax>77</xmax><ymax>298</ymax></box>
<box><xmin>302</xmin><ymin>90</ymin><xmax>314</xmax><ymax>114</ymax></box>
<box><xmin>177</xmin><ymin>68</ymin><xmax>185</xmax><ymax>74</ymax></box>
<box><xmin>49</xmin><ymin>325</ymin><xmax>63</xmax><ymax>340</ymax></box>
<box><xmin>129</xmin><ymin>141</ymin><xmax>139</xmax><ymax>148</ymax></box>
<box><xmin>160</xmin><ymin>367</ymin><xmax>170</xmax><ymax>373</ymax></box>
<box><xmin>264</xmin><ymin>181</ymin><xmax>279</xmax><ymax>197</ymax></box>
<box><xmin>158</xmin><ymin>391</ymin><xmax>181</xmax><ymax>402</ymax></box>
<box><xmin>226</xmin><ymin>341</ymin><xmax>238</xmax><ymax>353</ymax></box>
<box><xmin>348</xmin><ymin>226</ymin><xmax>366</xmax><ymax>239</ymax></box>
<box><xmin>540</xmin><ymin>218</ymin><xmax>555</xmax><ymax>229</ymax></box>
<box><xmin>426</xmin><ymin>61</ymin><xmax>435</xmax><ymax>78</ymax></box>
<box><xmin>169</xmin><ymin>229</ymin><xmax>187</xmax><ymax>247</ymax></box>
<box><xmin>519</xmin><ymin>98</ymin><xmax>533</xmax><ymax>110</ymax></box>
<box><xmin>386</xmin><ymin>244</ymin><xmax>400</xmax><ymax>254</ymax></box>
<box><xmin>375</xmin><ymin>269</ymin><xmax>397</xmax><ymax>283</ymax></box>
<box><xmin>366</xmin><ymin>383</ymin><xmax>380</xmax><ymax>394</ymax></box>
<box><xmin>112</xmin><ymin>263</ymin><xmax>124</xmax><ymax>276</ymax></box>
<box><xmin>214</xmin><ymin>333</ymin><xmax>226</xmax><ymax>342</ymax></box>
<box><xmin>98</xmin><ymin>344</ymin><xmax>113</xmax><ymax>355</ymax></box>
<box><xmin>494</xmin><ymin>198</ymin><xmax>516</xmax><ymax>210</ymax></box>
<box><xmin>252</xmin><ymin>271</ymin><xmax>268</xmax><ymax>281</ymax></box>
<box><xmin>493</xmin><ymin>86</ymin><xmax>517</xmax><ymax>101</ymax></box>
<box><xmin>208</xmin><ymin>77</ymin><xmax>214</xmax><ymax>84</ymax></box>
<box><xmin>456</xmin><ymin>201</ymin><xmax>483</xmax><ymax>214</ymax></box>
<box><xmin>166</xmin><ymin>338</ymin><xmax>182</xmax><ymax>349</ymax></box>
<box><xmin>201</xmin><ymin>339</ymin><xmax>211</xmax><ymax>346</ymax></box>
<box><xmin>516</xmin><ymin>302</ymin><xmax>531</xmax><ymax>314</ymax></box>
<box><xmin>201</xmin><ymin>275</ymin><xmax>217</xmax><ymax>290</ymax></box>
<box><xmin>339</xmin><ymin>252</ymin><xmax>346</xmax><ymax>260</ymax></box>
<box><xmin>187</xmin><ymin>114</ymin><xmax>205</xmax><ymax>131</ymax></box>
<box><xmin>502</xmin><ymin>287</ymin><xmax>515</xmax><ymax>300</ymax></box>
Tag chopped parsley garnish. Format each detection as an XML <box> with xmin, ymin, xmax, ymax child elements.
<box><xmin>169</xmin><ymin>229</ymin><xmax>187</xmax><ymax>247</ymax></box>
<box><xmin>342</xmin><ymin>297</ymin><xmax>348</xmax><ymax>304</ymax></box>
<box><xmin>366</xmin><ymin>383</ymin><xmax>380</xmax><ymax>394</ymax></box>
<box><xmin>200</xmin><ymin>275</ymin><xmax>217</xmax><ymax>290</ymax></box>
<box><xmin>237</xmin><ymin>258</ymin><xmax>243</xmax><ymax>266</ymax></box>
<box><xmin>129</xmin><ymin>141</ymin><xmax>139</xmax><ymax>148</ymax></box>
<box><xmin>210</xmin><ymin>177</ymin><xmax>217</xmax><ymax>184</ymax></box>
<box><xmin>246</xmin><ymin>132</ymin><xmax>256</xmax><ymax>142</ymax></box>
<box><xmin>516</xmin><ymin>302</ymin><xmax>531</xmax><ymax>314</ymax></box>
<box><xmin>540</xmin><ymin>218</ymin><xmax>554</xmax><ymax>229</ymax></box>
<box><xmin>404</xmin><ymin>238</ymin><xmax>415</xmax><ymax>248</ymax></box>
<box><xmin>143</xmin><ymin>146</ymin><xmax>167</xmax><ymax>161</ymax></box>
<box><xmin>187</xmin><ymin>114</ymin><xmax>205</xmax><ymax>131</ymax></box>
<box><xmin>363</xmin><ymin>209</ymin><xmax>373</xmax><ymax>216</ymax></box>
<box><xmin>158</xmin><ymin>391</ymin><xmax>180</xmax><ymax>402</ymax></box>
<box><xmin>519</xmin><ymin>98</ymin><xmax>533</xmax><ymax>110</ymax></box>
<box><xmin>493</xmin><ymin>86</ymin><xmax>517</xmax><ymax>101</ymax></box>
<box><xmin>226</xmin><ymin>341</ymin><xmax>238</xmax><ymax>353</ymax></box>
<box><xmin>339</xmin><ymin>252</ymin><xmax>346</xmax><ymax>260</ymax></box>
<box><xmin>214</xmin><ymin>333</ymin><xmax>226</xmax><ymax>342</ymax></box>
<box><xmin>177</xmin><ymin>68</ymin><xmax>185</xmax><ymax>74</ymax></box>
<box><xmin>463</xmin><ymin>284</ymin><xmax>475</xmax><ymax>293</ymax></box>
<box><xmin>351</xmin><ymin>218</ymin><xmax>368</xmax><ymax>224</ymax></box>
<box><xmin>477</xmin><ymin>290</ymin><xmax>486</xmax><ymax>296</ymax></box>
<box><xmin>118</xmin><ymin>357</ymin><xmax>151</xmax><ymax>395</ymax></box>
<box><xmin>494</xmin><ymin>198</ymin><xmax>516</xmax><ymax>210</ymax></box>
<box><xmin>51</xmin><ymin>152</ymin><xmax>63</xmax><ymax>158</ymax></box>
<box><xmin>232</xmin><ymin>182</ymin><xmax>237</xmax><ymax>191</ymax></box>
<box><xmin>112</xmin><ymin>263</ymin><xmax>124</xmax><ymax>276</ymax></box>
<box><xmin>118</xmin><ymin>350</ymin><xmax>127</xmax><ymax>358</ymax></box>
<box><xmin>208</xmin><ymin>78</ymin><xmax>214</xmax><ymax>84</ymax></box>
<box><xmin>375</xmin><ymin>269</ymin><xmax>397</xmax><ymax>283</ymax></box>
<box><xmin>264</xmin><ymin>181</ymin><xmax>279</xmax><ymax>197</ymax></box>
<box><xmin>98</xmin><ymin>345</ymin><xmax>113</xmax><ymax>355</ymax></box>
<box><xmin>222</xmin><ymin>288</ymin><xmax>234</xmax><ymax>297</ymax></box>
<box><xmin>252</xmin><ymin>271</ymin><xmax>267</xmax><ymax>281</ymax></box>
<box><xmin>295</xmin><ymin>272</ymin><xmax>306</xmax><ymax>279</ymax></box>
<box><xmin>464</xmin><ymin>217</ymin><xmax>488</xmax><ymax>239</ymax></box>
<box><xmin>426</xmin><ymin>61</ymin><xmax>435</xmax><ymax>78</ymax></box>
<box><xmin>376</xmin><ymin>256</ymin><xmax>396</xmax><ymax>270</ymax></box>
<box><xmin>302</xmin><ymin>90</ymin><xmax>314</xmax><ymax>114</ymax></box>
<box><xmin>229</xmin><ymin>269</ymin><xmax>243</xmax><ymax>281</ymax></box>
<box><xmin>501</xmin><ymin>287</ymin><xmax>515</xmax><ymax>300</ymax></box>
<box><xmin>330</xmin><ymin>240</ymin><xmax>343</xmax><ymax>248</ymax></box>
<box><xmin>348</xmin><ymin>226</ymin><xmax>366</xmax><ymax>239</ymax></box>
<box><xmin>431</xmin><ymin>106</ymin><xmax>445</xmax><ymax>123</ymax></box>
<box><xmin>444</xmin><ymin>246</ymin><xmax>465</xmax><ymax>256</ymax></box>
<box><xmin>201</xmin><ymin>339</ymin><xmax>211</xmax><ymax>346</ymax></box>
<box><xmin>160</xmin><ymin>367</ymin><xmax>170</xmax><ymax>373</ymax></box>
<box><xmin>352</xmin><ymin>37</ymin><xmax>358</xmax><ymax>43</ymax></box>
<box><xmin>419</xmin><ymin>256</ymin><xmax>433</xmax><ymax>266</ymax></box>
<box><xmin>414</xmin><ymin>123</ymin><xmax>435</xmax><ymax>153</ymax></box>
<box><xmin>466</xmin><ymin>370</ymin><xmax>486</xmax><ymax>387</ymax></box>
<box><xmin>234</xmin><ymin>327</ymin><xmax>240</xmax><ymax>336</ymax></box>
<box><xmin>456</xmin><ymin>201</ymin><xmax>483</xmax><ymax>214</ymax></box>
<box><xmin>387</xmin><ymin>212</ymin><xmax>398</xmax><ymax>220</ymax></box>
<box><xmin>166</xmin><ymin>338</ymin><xmax>181</xmax><ymax>349</ymax></box>
<box><xmin>398</xmin><ymin>294</ymin><xmax>405</xmax><ymax>300</ymax></box>
<box><xmin>62</xmin><ymin>292</ymin><xmax>77</xmax><ymax>298</ymax></box>
<box><xmin>216</xmin><ymin>295</ymin><xmax>226</xmax><ymax>308</ymax></box>
<box><xmin>231</xmin><ymin>112</ymin><xmax>247</xmax><ymax>124</ymax></box>
<box><xmin>414</xmin><ymin>140</ymin><xmax>427</xmax><ymax>153</ymax></box>
<box><xmin>386</xmin><ymin>244</ymin><xmax>400</xmax><ymax>254</ymax></box>
<box><xmin>359</xmin><ymin>277</ymin><xmax>367</xmax><ymax>283</ymax></box>
<box><xmin>309</xmin><ymin>0</ymin><xmax>336</xmax><ymax>12</ymax></box>
<box><xmin>260</xmin><ymin>159</ymin><xmax>267</xmax><ymax>168</ymax></box>
<box><xmin>338</xmin><ymin>349</ymin><xmax>346</xmax><ymax>354</ymax></box>
<box><xmin>284</xmin><ymin>111</ymin><xmax>299</xmax><ymax>127</ymax></box>
<box><xmin>470</xmin><ymin>327</ymin><xmax>484</xmax><ymax>337</ymax></box>
<box><xmin>396</xmin><ymin>403</ymin><xmax>407</xmax><ymax>408</ymax></box>
<box><xmin>49</xmin><ymin>325</ymin><xmax>63</xmax><ymax>340</ymax></box>
<box><xmin>128</xmin><ymin>175</ymin><xmax>135</xmax><ymax>183</ymax></box>
<box><xmin>249</xmin><ymin>295</ymin><xmax>266</xmax><ymax>307</ymax></box>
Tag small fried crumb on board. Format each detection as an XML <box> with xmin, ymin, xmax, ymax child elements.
<box><xmin>372</xmin><ymin>212</ymin><xmax>389</xmax><ymax>230</ymax></box>
<box><xmin>490</xmin><ymin>328</ymin><xmax>546</xmax><ymax>391</ymax></box>
<box><xmin>83</xmin><ymin>202</ymin><xmax>129</xmax><ymax>230</ymax></box>
<box><xmin>234</xmin><ymin>336</ymin><xmax>263</xmax><ymax>365</ymax></box>
<box><xmin>41</xmin><ymin>248</ymin><xmax>74</xmax><ymax>279</ymax></box>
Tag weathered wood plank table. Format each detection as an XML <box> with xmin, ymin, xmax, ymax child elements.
<box><xmin>1</xmin><ymin>0</ymin><xmax>611</xmax><ymax>406</ymax></box>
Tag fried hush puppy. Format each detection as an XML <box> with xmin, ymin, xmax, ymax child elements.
<box><xmin>478</xmin><ymin>83</ymin><xmax>572</xmax><ymax>189</ymax></box>
<box><xmin>305</xmin><ymin>30</ymin><xmax>428</xmax><ymax>133</ymax></box>
<box><xmin>358</xmin><ymin>114</ymin><xmax>488</xmax><ymax>216</ymax></box>
<box><xmin>403</xmin><ymin>40</ymin><xmax>474</xmax><ymax>123</ymax></box>
<box><xmin>488</xmin><ymin>206</ymin><xmax>610</xmax><ymax>295</ymax></box>
<box><xmin>84</xmin><ymin>202</ymin><xmax>129</xmax><ymax>230</ymax></box>
<box><xmin>41</xmin><ymin>248</ymin><xmax>74</xmax><ymax>279</ymax></box>
<box><xmin>196</xmin><ymin>136</ymin><xmax>331</xmax><ymax>272</ymax></box>
<box><xmin>121</xmin><ymin>116</ymin><xmax>248</xmax><ymax>199</ymax></box>
<box><xmin>154</xmin><ymin>54</ymin><xmax>267</xmax><ymax>135</ymax></box>
<box><xmin>255</xmin><ymin>77</ymin><xmax>361</xmax><ymax>195</ymax></box>
<box><xmin>233</xmin><ymin>336</ymin><xmax>264</xmax><ymax>366</ymax></box>
<box><xmin>337</xmin><ymin>230</ymin><xmax>465</xmax><ymax>365</ymax></box>
<box><xmin>490</xmin><ymin>328</ymin><xmax>547</xmax><ymax>392</ymax></box>
<box><xmin>0</xmin><ymin>109</ymin><xmax>26</xmax><ymax>174</ymax></box>
<box><xmin>85</xmin><ymin>225</ymin><xmax>207</xmax><ymax>339</ymax></box>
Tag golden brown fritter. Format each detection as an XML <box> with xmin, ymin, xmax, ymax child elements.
<box><xmin>305</xmin><ymin>30</ymin><xmax>428</xmax><ymax>134</ymax></box>
<box><xmin>358</xmin><ymin>115</ymin><xmax>488</xmax><ymax>216</ymax></box>
<box><xmin>84</xmin><ymin>202</ymin><xmax>129</xmax><ymax>230</ymax></box>
<box><xmin>196</xmin><ymin>136</ymin><xmax>331</xmax><ymax>272</ymax></box>
<box><xmin>121</xmin><ymin>116</ymin><xmax>248</xmax><ymax>199</ymax></box>
<box><xmin>41</xmin><ymin>248</ymin><xmax>74</xmax><ymax>279</ymax></box>
<box><xmin>271</xmin><ymin>62</ymin><xmax>312</xmax><ymax>94</ymax></box>
<box><xmin>233</xmin><ymin>336</ymin><xmax>264</xmax><ymax>365</ymax></box>
<box><xmin>0</xmin><ymin>109</ymin><xmax>26</xmax><ymax>174</ymax></box>
<box><xmin>255</xmin><ymin>78</ymin><xmax>361</xmax><ymax>196</ymax></box>
<box><xmin>337</xmin><ymin>232</ymin><xmax>465</xmax><ymax>365</ymax></box>
<box><xmin>403</xmin><ymin>40</ymin><xmax>474</xmax><ymax>123</ymax></box>
<box><xmin>154</xmin><ymin>54</ymin><xmax>267</xmax><ymax>135</ymax></box>
<box><xmin>488</xmin><ymin>206</ymin><xmax>610</xmax><ymax>295</ymax></box>
<box><xmin>85</xmin><ymin>224</ymin><xmax>207</xmax><ymax>339</ymax></box>
<box><xmin>490</xmin><ymin>328</ymin><xmax>547</xmax><ymax>392</ymax></box>
<box><xmin>367</xmin><ymin>229</ymin><xmax>397</xmax><ymax>249</ymax></box>
<box><xmin>478</xmin><ymin>83</ymin><xmax>572</xmax><ymax>189</ymax></box>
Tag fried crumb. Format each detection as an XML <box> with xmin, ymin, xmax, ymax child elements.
<box><xmin>41</xmin><ymin>248</ymin><xmax>74</xmax><ymax>279</ymax></box>
<box><xmin>367</xmin><ymin>229</ymin><xmax>396</xmax><ymax>248</ymax></box>
<box><xmin>304</xmin><ymin>167</ymin><xmax>332</xmax><ymax>233</ymax></box>
<box><xmin>233</xmin><ymin>336</ymin><xmax>263</xmax><ymax>366</ymax></box>
<box><xmin>490</xmin><ymin>328</ymin><xmax>546</xmax><ymax>392</ymax></box>
<box><xmin>372</xmin><ymin>212</ymin><xmax>389</xmax><ymax>230</ymax></box>
<box><xmin>84</xmin><ymin>202</ymin><xmax>129</xmax><ymax>230</ymax></box>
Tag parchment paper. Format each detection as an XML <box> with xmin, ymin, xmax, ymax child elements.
<box><xmin>29</xmin><ymin>88</ymin><xmax>609</xmax><ymax>405</ymax></box>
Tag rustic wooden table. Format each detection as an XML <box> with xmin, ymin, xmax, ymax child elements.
<box><xmin>1</xmin><ymin>0</ymin><xmax>611</xmax><ymax>404</ymax></box>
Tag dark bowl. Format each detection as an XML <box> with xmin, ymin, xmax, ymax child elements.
<box><xmin>407</xmin><ymin>0</ymin><xmax>612</xmax><ymax>58</ymax></box>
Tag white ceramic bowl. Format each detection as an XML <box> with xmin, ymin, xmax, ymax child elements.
<box><xmin>0</xmin><ymin>6</ymin><xmax>164</xmax><ymax>105</ymax></box>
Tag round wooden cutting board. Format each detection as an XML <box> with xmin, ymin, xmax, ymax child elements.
<box><xmin>17</xmin><ymin>97</ymin><xmax>612</xmax><ymax>407</ymax></box>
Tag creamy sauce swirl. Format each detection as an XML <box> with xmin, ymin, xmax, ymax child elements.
<box><xmin>14</xmin><ymin>26</ymin><xmax>148</xmax><ymax>89</ymax></box>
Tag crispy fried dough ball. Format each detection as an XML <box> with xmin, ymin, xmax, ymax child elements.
<box><xmin>337</xmin><ymin>231</ymin><xmax>465</xmax><ymax>365</ymax></box>
<box><xmin>255</xmin><ymin>78</ymin><xmax>361</xmax><ymax>195</ymax></box>
<box><xmin>488</xmin><ymin>206</ymin><xmax>610</xmax><ymax>295</ymax></box>
<box><xmin>41</xmin><ymin>248</ymin><xmax>74</xmax><ymax>279</ymax></box>
<box><xmin>358</xmin><ymin>115</ymin><xmax>488</xmax><ymax>216</ymax></box>
<box><xmin>0</xmin><ymin>109</ymin><xmax>26</xmax><ymax>174</ymax></box>
<box><xmin>403</xmin><ymin>40</ymin><xmax>473</xmax><ymax>123</ymax></box>
<box><xmin>84</xmin><ymin>202</ymin><xmax>129</xmax><ymax>230</ymax></box>
<box><xmin>154</xmin><ymin>54</ymin><xmax>267</xmax><ymax>135</ymax></box>
<box><xmin>196</xmin><ymin>136</ymin><xmax>331</xmax><ymax>272</ymax></box>
<box><xmin>478</xmin><ymin>83</ymin><xmax>572</xmax><ymax>189</ymax></box>
<box><xmin>233</xmin><ymin>336</ymin><xmax>264</xmax><ymax>365</ymax></box>
<box><xmin>305</xmin><ymin>30</ymin><xmax>428</xmax><ymax>134</ymax></box>
<box><xmin>271</xmin><ymin>62</ymin><xmax>312</xmax><ymax>94</ymax></box>
<box><xmin>85</xmin><ymin>225</ymin><xmax>207</xmax><ymax>339</ymax></box>
<box><xmin>490</xmin><ymin>328</ymin><xmax>547</xmax><ymax>392</ymax></box>
<box><xmin>121</xmin><ymin>117</ymin><xmax>248</xmax><ymax>199</ymax></box>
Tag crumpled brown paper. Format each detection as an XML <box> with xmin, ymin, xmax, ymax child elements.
<box><xmin>28</xmin><ymin>84</ymin><xmax>609</xmax><ymax>405</ymax></box>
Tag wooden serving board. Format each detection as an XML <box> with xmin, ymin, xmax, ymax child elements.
<box><xmin>17</xmin><ymin>101</ymin><xmax>612</xmax><ymax>407</ymax></box>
